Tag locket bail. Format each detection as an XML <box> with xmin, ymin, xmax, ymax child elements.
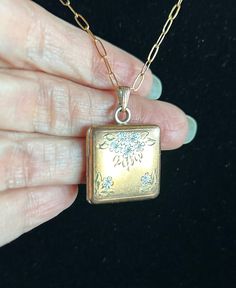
<box><xmin>115</xmin><ymin>86</ymin><xmax>131</xmax><ymax>125</ymax></box>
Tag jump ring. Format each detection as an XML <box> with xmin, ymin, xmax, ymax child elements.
<box><xmin>115</xmin><ymin>107</ymin><xmax>131</xmax><ymax>125</ymax></box>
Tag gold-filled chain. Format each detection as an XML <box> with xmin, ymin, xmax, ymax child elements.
<box><xmin>59</xmin><ymin>0</ymin><xmax>184</xmax><ymax>92</ymax></box>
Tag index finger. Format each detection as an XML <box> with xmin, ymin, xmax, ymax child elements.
<box><xmin>0</xmin><ymin>0</ymin><xmax>153</xmax><ymax>96</ymax></box>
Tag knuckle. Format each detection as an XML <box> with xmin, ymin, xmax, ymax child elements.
<box><xmin>4</xmin><ymin>142</ymin><xmax>30</xmax><ymax>190</ymax></box>
<box><xmin>25</xmin><ymin>9</ymin><xmax>46</xmax><ymax>62</ymax></box>
<box><xmin>33</xmin><ymin>75</ymin><xmax>73</xmax><ymax>135</ymax></box>
<box><xmin>24</xmin><ymin>141</ymin><xmax>57</xmax><ymax>185</ymax></box>
<box><xmin>26</xmin><ymin>140</ymin><xmax>81</xmax><ymax>185</ymax></box>
<box><xmin>25</xmin><ymin>9</ymin><xmax>64</xmax><ymax>68</ymax></box>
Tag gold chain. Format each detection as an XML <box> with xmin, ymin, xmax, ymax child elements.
<box><xmin>59</xmin><ymin>0</ymin><xmax>184</xmax><ymax>92</ymax></box>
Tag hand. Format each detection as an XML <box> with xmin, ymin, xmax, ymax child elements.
<box><xmin>0</xmin><ymin>0</ymin><xmax>190</xmax><ymax>246</ymax></box>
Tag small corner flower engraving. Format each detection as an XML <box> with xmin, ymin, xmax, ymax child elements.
<box><xmin>140</xmin><ymin>169</ymin><xmax>158</xmax><ymax>193</ymax></box>
<box><xmin>141</xmin><ymin>172</ymin><xmax>153</xmax><ymax>186</ymax></box>
<box><xmin>97</xmin><ymin>131</ymin><xmax>156</xmax><ymax>170</ymax></box>
<box><xmin>95</xmin><ymin>171</ymin><xmax>114</xmax><ymax>198</ymax></box>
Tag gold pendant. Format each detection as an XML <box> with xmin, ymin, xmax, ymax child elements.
<box><xmin>86</xmin><ymin>87</ymin><xmax>161</xmax><ymax>204</ymax></box>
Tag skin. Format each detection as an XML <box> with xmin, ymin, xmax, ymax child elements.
<box><xmin>0</xmin><ymin>0</ymin><xmax>188</xmax><ymax>247</ymax></box>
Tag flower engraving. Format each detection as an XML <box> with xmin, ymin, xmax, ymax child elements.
<box><xmin>141</xmin><ymin>172</ymin><xmax>153</xmax><ymax>186</ymax></box>
<box><xmin>97</xmin><ymin>131</ymin><xmax>156</xmax><ymax>170</ymax></box>
<box><xmin>140</xmin><ymin>169</ymin><xmax>158</xmax><ymax>193</ymax></box>
<box><xmin>95</xmin><ymin>172</ymin><xmax>114</xmax><ymax>197</ymax></box>
<box><xmin>102</xmin><ymin>176</ymin><xmax>114</xmax><ymax>190</ymax></box>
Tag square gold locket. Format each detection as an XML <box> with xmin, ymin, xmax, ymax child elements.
<box><xmin>86</xmin><ymin>124</ymin><xmax>161</xmax><ymax>204</ymax></box>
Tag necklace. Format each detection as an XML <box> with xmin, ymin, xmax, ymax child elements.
<box><xmin>59</xmin><ymin>0</ymin><xmax>184</xmax><ymax>204</ymax></box>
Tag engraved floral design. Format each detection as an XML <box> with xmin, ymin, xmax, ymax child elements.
<box><xmin>141</xmin><ymin>172</ymin><xmax>153</xmax><ymax>186</ymax></box>
<box><xmin>97</xmin><ymin>131</ymin><xmax>156</xmax><ymax>170</ymax></box>
<box><xmin>95</xmin><ymin>171</ymin><xmax>114</xmax><ymax>197</ymax></box>
<box><xmin>102</xmin><ymin>176</ymin><xmax>113</xmax><ymax>190</ymax></box>
<box><xmin>140</xmin><ymin>169</ymin><xmax>158</xmax><ymax>193</ymax></box>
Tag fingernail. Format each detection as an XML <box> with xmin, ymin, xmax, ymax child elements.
<box><xmin>184</xmin><ymin>115</ymin><xmax>198</xmax><ymax>144</ymax></box>
<box><xmin>147</xmin><ymin>75</ymin><xmax>162</xmax><ymax>100</ymax></box>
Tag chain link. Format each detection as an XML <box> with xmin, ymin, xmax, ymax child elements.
<box><xmin>59</xmin><ymin>0</ymin><xmax>183</xmax><ymax>92</ymax></box>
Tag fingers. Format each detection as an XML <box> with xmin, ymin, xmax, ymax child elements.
<box><xmin>0</xmin><ymin>132</ymin><xmax>85</xmax><ymax>192</ymax></box>
<box><xmin>0</xmin><ymin>99</ymin><xmax>187</xmax><ymax>191</ymax></box>
<box><xmin>0</xmin><ymin>185</ymin><xmax>77</xmax><ymax>247</ymax></box>
<box><xmin>0</xmin><ymin>0</ymin><xmax>153</xmax><ymax>97</ymax></box>
<box><xmin>0</xmin><ymin>70</ymin><xmax>188</xmax><ymax>148</ymax></box>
